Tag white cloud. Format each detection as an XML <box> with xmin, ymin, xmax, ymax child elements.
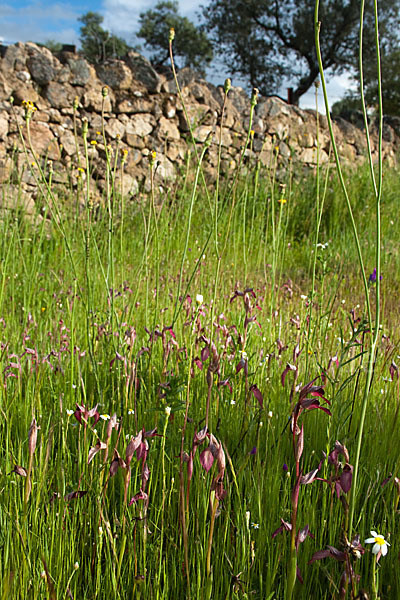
<box><xmin>0</xmin><ymin>2</ymin><xmax>80</xmax><ymax>45</ymax></box>
<box><xmin>299</xmin><ymin>71</ymin><xmax>358</xmax><ymax>112</ymax></box>
<box><xmin>101</xmin><ymin>0</ymin><xmax>200</xmax><ymax>41</ymax></box>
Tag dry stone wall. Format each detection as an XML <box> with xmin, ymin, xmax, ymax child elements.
<box><xmin>0</xmin><ymin>41</ymin><xmax>399</xmax><ymax>198</ymax></box>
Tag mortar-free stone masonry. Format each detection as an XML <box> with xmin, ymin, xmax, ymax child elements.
<box><xmin>0</xmin><ymin>41</ymin><xmax>399</xmax><ymax>202</ymax></box>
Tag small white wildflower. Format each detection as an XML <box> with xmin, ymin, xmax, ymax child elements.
<box><xmin>66</xmin><ymin>409</ymin><xmax>74</xmax><ymax>416</ymax></box>
<box><xmin>251</xmin><ymin>522</ymin><xmax>260</xmax><ymax>529</ymax></box>
<box><xmin>100</xmin><ymin>414</ymin><xmax>110</xmax><ymax>421</ymax></box>
<box><xmin>300</xmin><ymin>294</ymin><xmax>307</xmax><ymax>301</ymax></box>
<box><xmin>74</xmin><ymin>562</ymin><xmax>79</xmax><ymax>570</ymax></box>
<box><xmin>365</xmin><ymin>531</ymin><xmax>390</xmax><ymax>557</ymax></box>
<box><xmin>165</xmin><ymin>406</ymin><xmax>171</xmax><ymax>416</ymax></box>
<box><xmin>268</xmin><ymin>411</ymin><xmax>273</xmax><ymax>418</ymax></box>
<box><xmin>286</xmin><ymin>471</ymin><xmax>291</xmax><ymax>478</ymax></box>
<box><xmin>341</xmin><ymin>299</ymin><xmax>346</xmax><ymax>304</ymax></box>
<box><xmin>230</xmin><ymin>399</ymin><xmax>236</xmax><ymax>405</ymax></box>
<box><xmin>41</xmin><ymin>571</ymin><xmax>46</xmax><ymax>579</ymax></box>
<box><xmin>259</xmin><ymin>421</ymin><xmax>263</xmax><ymax>427</ymax></box>
<box><xmin>239</xmin><ymin>350</ymin><xmax>248</xmax><ymax>360</ymax></box>
<box><xmin>196</xmin><ymin>294</ymin><xmax>203</xmax><ymax>304</ymax></box>
<box><xmin>98</xmin><ymin>526</ymin><xmax>103</xmax><ymax>535</ymax></box>
<box><xmin>128</xmin><ymin>408</ymin><xmax>135</xmax><ymax>415</ymax></box>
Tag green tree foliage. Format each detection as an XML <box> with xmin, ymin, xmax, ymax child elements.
<box><xmin>137</xmin><ymin>1</ymin><xmax>213</xmax><ymax>75</ymax></box>
<box><xmin>42</xmin><ymin>40</ymin><xmax>63</xmax><ymax>53</ymax></box>
<box><xmin>360</xmin><ymin>48</ymin><xmax>400</xmax><ymax>117</ymax></box>
<box><xmin>79</xmin><ymin>12</ymin><xmax>130</xmax><ymax>63</ymax></box>
<box><xmin>202</xmin><ymin>0</ymin><xmax>400</xmax><ymax>104</ymax></box>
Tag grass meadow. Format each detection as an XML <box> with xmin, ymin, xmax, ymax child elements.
<box><xmin>2</xmin><ymin>33</ymin><xmax>400</xmax><ymax>600</ymax></box>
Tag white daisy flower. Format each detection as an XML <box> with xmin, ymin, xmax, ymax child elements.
<box><xmin>365</xmin><ymin>531</ymin><xmax>390</xmax><ymax>557</ymax></box>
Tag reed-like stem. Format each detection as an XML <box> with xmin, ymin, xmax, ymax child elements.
<box><xmin>315</xmin><ymin>0</ymin><xmax>382</xmax><ymax>538</ymax></box>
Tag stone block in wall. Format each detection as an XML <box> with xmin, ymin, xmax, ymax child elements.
<box><xmin>105</xmin><ymin>118</ymin><xmax>126</xmax><ymax>139</ymax></box>
<box><xmin>157</xmin><ymin>116</ymin><xmax>180</xmax><ymax>141</ymax></box>
<box><xmin>337</xmin><ymin>143</ymin><xmax>356</xmax><ymax>161</ymax></box>
<box><xmin>0</xmin><ymin>112</ymin><xmax>9</xmax><ymax>140</ymax></box>
<box><xmin>124</xmin><ymin>148</ymin><xmax>145</xmax><ymax>172</ymax></box>
<box><xmin>47</xmin><ymin>108</ymin><xmax>62</xmax><ymax>123</ymax></box>
<box><xmin>114</xmin><ymin>173</ymin><xmax>139</xmax><ymax>196</ymax></box>
<box><xmin>84</xmin><ymin>113</ymin><xmax>103</xmax><ymax>132</ymax></box>
<box><xmin>56</xmin><ymin>66</ymin><xmax>72</xmax><ymax>84</ymax></box>
<box><xmin>0</xmin><ymin>155</ymin><xmax>12</xmax><ymax>182</ymax></box>
<box><xmin>227</xmin><ymin>87</ymin><xmax>250</xmax><ymax>115</ymax></box>
<box><xmin>0</xmin><ymin>43</ymin><xmax>27</xmax><ymax>73</ymax></box>
<box><xmin>189</xmin><ymin>82</ymin><xmax>222</xmax><ymax>113</ymax></box>
<box><xmin>124</xmin><ymin>132</ymin><xmax>146</xmax><ymax>149</ymax></box>
<box><xmin>96</xmin><ymin>61</ymin><xmax>133</xmax><ymax>91</ymax></box>
<box><xmin>192</xmin><ymin>125</ymin><xmax>213</xmax><ymax>143</ymax></box>
<box><xmin>22</xmin><ymin>121</ymin><xmax>60</xmax><ymax>160</ymax></box>
<box><xmin>59</xmin><ymin>130</ymin><xmax>77</xmax><ymax>156</ymax></box>
<box><xmin>83</xmin><ymin>86</ymin><xmax>114</xmax><ymax>113</ymax></box>
<box><xmin>177</xmin><ymin>103</ymin><xmax>213</xmax><ymax>131</ymax></box>
<box><xmin>244</xmin><ymin>116</ymin><xmax>264</xmax><ymax>134</ymax></box>
<box><xmin>267</xmin><ymin>119</ymin><xmax>289</xmax><ymax>140</ymax></box>
<box><xmin>26</xmin><ymin>53</ymin><xmax>55</xmax><ymax>86</ymax></box>
<box><xmin>383</xmin><ymin>115</ymin><xmax>400</xmax><ymax>138</ymax></box>
<box><xmin>125</xmin><ymin>114</ymin><xmax>155</xmax><ymax>140</ymax></box>
<box><xmin>116</xmin><ymin>94</ymin><xmax>155</xmax><ymax>115</ymax></box>
<box><xmin>1</xmin><ymin>187</ymin><xmax>38</xmax><ymax>217</ymax></box>
<box><xmin>220</xmin><ymin>127</ymin><xmax>233</xmax><ymax>147</ymax></box>
<box><xmin>258</xmin><ymin>138</ymin><xmax>275</xmax><ymax>166</ymax></box>
<box><xmin>222</xmin><ymin>107</ymin><xmax>237</xmax><ymax>129</ymax></box>
<box><xmin>256</xmin><ymin>96</ymin><xmax>291</xmax><ymax>119</ymax></box>
<box><xmin>0</xmin><ymin>72</ymin><xmax>12</xmax><ymax>101</ymax></box>
<box><xmin>66</xmin><ymin>57</ymin><xmax>94</xmax><ymax>86</ymax></box>
<box><xmin>333</xmin><ymin>117</ymin><xmax>358</xmax><ymax>145</ymax></box>
<box><xmin>162</xmin><ymin>96</ymin><xmax>176</xmax><ymax>119</ymax></box>
<box><xmin>154</xmin><ymin>153</ymin><xmax>175</xmax><ymax>180</ymax></box>
<box><xmin>11</xmin><ymin>84</ymin><xmax>40</xmax><ymax>106</ymax></box>
<box><xmin>297</xmin><ymin>131</ymin><xmax>315</xmax><ymax>148</ymax></box>
<box><xmin>162</xmin><ymin>67</ymin><xmax>200</xmax><ymax>94</ymax></box>
<box><xmin>45</xmin><ymin>82</ymin><xmax>76</xmax><ymax>109</ymax></box>
<box><xmin>125</xmin><ymin>51</ymin><xmax>161</xmax><ymax>93</ymax></box>
<box><xmin>35</xmin><ymin>110</ymin><xmax>50</xmax><ymax>122</ymax></box>
<box><xmin>16</xmin><ymin>70</ymin><xmax>31</xmax><ymax>84</ymax></box>
<box><xmin>299</xmin><ymin>147</ymin><xmax>329</xmax><ymax>164</ymax></box>
<box><xmin>164</xmin><ymin>139</ymin><xmax>187</xmax><ymax>162</ymax></box>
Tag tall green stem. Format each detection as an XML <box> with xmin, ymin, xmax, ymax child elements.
<box><xmin>314</xmin><ymin>0</ymin><xmax>382</xmax><ymax>537</ymax></box>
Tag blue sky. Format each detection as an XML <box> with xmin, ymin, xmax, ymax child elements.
<box><xmin>0</xmin><ymin>0</ymin><xmax>198</xmax><ymax>47</ymax></box>
<box><xmin>0</xmin><ymin>0</ymin><xmax>355</xmax><ymax>109</ymax></box>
